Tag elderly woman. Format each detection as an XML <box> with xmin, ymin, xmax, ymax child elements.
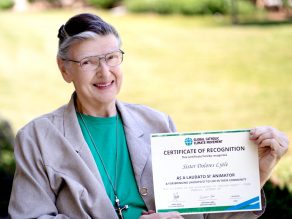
<box><xmin>9</xmin><ymin>13</ymin><xmax>288</xmax><ymax>219</ymax></box>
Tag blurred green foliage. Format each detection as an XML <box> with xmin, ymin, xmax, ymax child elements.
<box><xmin>0</xmin><ymin>0</ymin><xmax>14</xmax><ymax>10</ymax></box>
<box><xmin>0</xmin><ymin>117</ymin><xmax>14</xmax><ymax>217</ymax></box>
<box><xmin>28</xmin><ymin>0</ymin><xmax>69</xmax><ymax>7</ymax></box>
<box><xmin>0</xmin><ymin>118</ymin><xmax>15</xmax><ymax>175</ymax></box>
<box><xmin>262</xmin><ymin>181</ymin><xmax>292</xmax><ymax>219</ymax></box>
<box><xmin>88</xmin><ymin>0</ymin><xmax>121</xmax><ymax>9</ymax></box>
<box><xmin>6</xmin><ymin>0</ymin><xmax>259</xmax><ymax>15</ymax></box>
<box><xmin>283</xmin><ymin>0</ymin><xmax>292</xmax><ymax>8</ymax></box>
<box><xmin>86</xmin><ymin>0</ymin><xmax>257</xmax><ymax>15</ymax></box>
<box><xmin>124</xmin><ymin>0</ymin><xmax>256</xmax><ymax>15</ymax></box>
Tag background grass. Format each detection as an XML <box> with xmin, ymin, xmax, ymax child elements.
<box><xmin>0</xmin><ymin>9</ymin><xmax>291</xmax><ymax>188</ymax></box>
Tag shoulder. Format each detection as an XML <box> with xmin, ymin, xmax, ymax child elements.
<box><xmin>17</xmin><ymin>104</ymin><xmax>67</xmax><ymax>138</ymax></box>
<box><xmin>121</xmin><ymin>101</ymin><xmax>166</xmax><ymax>116</ymax></box>
<box><xmin>118</xmin><ymin>101</ymin><xmax>167</xmax><ymax>120</ymax></box>
<box><xmin>13</xmin><ymin>104</ymin><xmax>69</xmax><ymax>164</ymax></box>
<box><xmin>117</xmin><ymin>101</ymin><xmax>176</xmax><ymax>132</ymax></box>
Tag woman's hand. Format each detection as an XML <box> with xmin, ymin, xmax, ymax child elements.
<box><xmin>140</xmin><ymin>210</ymin><xmax>183</xmax><ymax>219</ymax></box>
<box><xmin>250</xmin><ymin>126</ymin><xmax>289</xmax><ymax>187</ymax></box>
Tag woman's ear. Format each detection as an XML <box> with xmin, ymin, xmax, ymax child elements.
<box><xmin>57</xmin><ymin>57</ymin><xmax>72</xmax><ymax>83</ymax></box>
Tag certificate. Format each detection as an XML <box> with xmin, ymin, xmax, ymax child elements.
<box><xmin>151</xmin><ymin>129</ymin><xmax>261</xmax><ymax>215</ymax></box>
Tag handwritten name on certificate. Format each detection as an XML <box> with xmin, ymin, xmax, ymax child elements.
<box><xmin>151</xmin><ymin>129</ymin><xmax>261</xmax><ymax>215</ymax></box>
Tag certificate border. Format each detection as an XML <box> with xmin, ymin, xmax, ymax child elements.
<box><xmin>151</xmin><ymin>129</ymin><xmax>262</xmax><ymax>214</ymax></box>
<box><xmin>157</xmin><ymin>196</ymin><xmax>261</xmax><ymax>214</ymax></box>
<box><xmin>152</xmin><ymin>129</ymin><xmax>250</xmax><ymax>138</ymax></box>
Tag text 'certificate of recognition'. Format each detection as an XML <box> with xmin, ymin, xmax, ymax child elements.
<box><xmin>151</xmin><ymin>129</ymin><xmax>261</xmax><ymax>215</ymax></box>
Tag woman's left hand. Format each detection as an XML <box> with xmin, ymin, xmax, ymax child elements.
<box><xmin>250</xmin><ymin>126</ymin><xmax>289</xmax><ymax>187</ymax></box>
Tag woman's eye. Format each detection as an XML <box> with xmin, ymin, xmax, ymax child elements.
<box><xmin>107</xmin><ymin>54</ymin><xmax>118</xmax><ymax>60</ymax></box>
<box><xmin>81</xmin><ymin>59</ymin><xmax>90</xmax><ymax>66</ymax></box>
<box><xmin>107</xmin><ymin>55</ymin><xmax>114</xmax><ymax>60</ymax></box>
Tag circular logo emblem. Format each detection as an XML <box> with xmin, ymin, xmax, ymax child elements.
<box><xmin>184</xmin><ymin>137</ymin><xmax>193</xmax><ymax>146</ymax></box>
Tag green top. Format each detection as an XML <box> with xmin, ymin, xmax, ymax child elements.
<box><xmin>77</xmin><ymin>113</ymin><xmax>147</xmax><ymax>218</ymax></box>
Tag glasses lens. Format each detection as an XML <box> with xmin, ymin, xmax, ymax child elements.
<box><xmin>105</xmin><ymin>51</ymin><xmax>123</xmax><ymax>67</ymax></box>
<box><xmin>80</xmin><ymin>57</ymin><xmax>99</xmax><ymax>72</ymax></box>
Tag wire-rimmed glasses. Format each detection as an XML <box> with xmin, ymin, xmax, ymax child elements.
<box><xmin>64</xmin><ymin>49</ymin><xmax>124</xmax><ymax>72</ymax></box>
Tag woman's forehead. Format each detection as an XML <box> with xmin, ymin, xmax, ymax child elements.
<box><xmin>69</xmin><ymin>34</ymin><xmax>119</xmax><ymax>59</ymax></box>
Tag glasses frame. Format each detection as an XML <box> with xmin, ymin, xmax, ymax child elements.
<box><xmin>63</xmin><ymin>49</ymin><xmax>125</xmax><ymax>71</ymax></box>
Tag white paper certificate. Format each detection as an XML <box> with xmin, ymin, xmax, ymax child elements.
<box><xmin>151</xmin><ymin>129</ymin><xmax>261</xmax><ymax>215</ymax></box>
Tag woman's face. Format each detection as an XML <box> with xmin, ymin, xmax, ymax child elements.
<box><xmin>60</xmin><ymin>34</ymin><xmax>123</xmax><ymax>113</ymax></box>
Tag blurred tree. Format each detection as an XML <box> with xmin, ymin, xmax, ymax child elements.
<box><xmin>0</xmin><ymin>117</ymin><xmax>15</xmax><ymax>218</ymax></box>
<box><xmin>262</xmin><ymin>180</ymin><xmax>292</xmax><ymax>219</ymax></box>
<box><xmin>0</xmin><ymin>0</ymin><xmax>14</xmax><ymax>10</ymax></box>
<box><xmin>88</xmin><ymin>0</ymin><xmax>121</xmax><ymax>9</ymax></box>
<box><xmin>231</xmin><ymin>0</ymin><xmax>239</xmax><ymax>24</ymax></box>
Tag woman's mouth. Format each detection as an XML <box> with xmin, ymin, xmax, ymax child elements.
<box><xmin>93</xmin><ymin>81</ymin><xmax>114</xmax><ymax>89</ymax></box>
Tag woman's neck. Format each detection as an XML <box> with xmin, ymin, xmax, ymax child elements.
<box><xmin>76</xmin><ymin>97</ymin><xmax>117</xmax><ymax>117</ymax></box>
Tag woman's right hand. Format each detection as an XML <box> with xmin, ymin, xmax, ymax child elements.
<box><xmin>139</xmin><ymin>211</ymin><xmax>183</xmax><ymax>219</ymax></box>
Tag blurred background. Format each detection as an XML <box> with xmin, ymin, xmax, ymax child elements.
<box><xmin>0</xmin><ymin>0</ymin><xmax>292</xmax><ymax>218</ymax></box>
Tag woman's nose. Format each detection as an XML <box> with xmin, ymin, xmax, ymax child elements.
<box><xmin>96</xmin><ymin>59</ymin><xmax>111</xmax><ymax>77</ymax></box>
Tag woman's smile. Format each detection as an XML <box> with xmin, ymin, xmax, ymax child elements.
<box><xmin>93</xmin><ymin>80</ymin><xmax>115</xmax><ymax>90</ymax></box>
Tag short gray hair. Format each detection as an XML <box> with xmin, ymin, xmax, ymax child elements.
<box><xmin>57</xmin><ymin>13</ymin><xmax>121</xmax><ymax>59</ymax></box>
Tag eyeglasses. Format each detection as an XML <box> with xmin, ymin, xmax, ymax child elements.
<box><xmin>64</xmin><ymin>50</ymin><xmax>124</xmax><ymax>72</ymax></box>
